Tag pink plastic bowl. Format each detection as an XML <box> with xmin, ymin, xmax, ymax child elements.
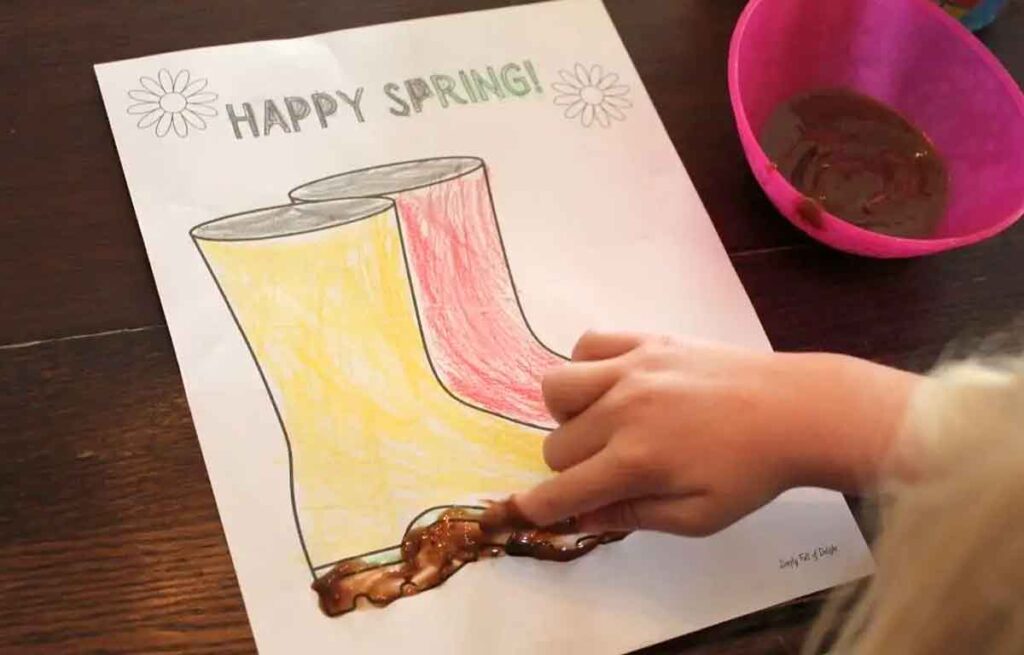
<box><xmin>728</xmin><ymin>0</ymin><xmax>1024</xmax><ymax>257</ymax></box>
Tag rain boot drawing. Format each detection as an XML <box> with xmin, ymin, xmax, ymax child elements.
<box><xmin>290</xmin><ymin>157</ymin><xmax>563</xmax><ymax>430</ymax></box>
<box><xmin>191</xmin><ymin>198</ymin><xmax>551</xmax><ymax>576</ymax></box>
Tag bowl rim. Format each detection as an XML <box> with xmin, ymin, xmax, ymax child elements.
<box><xmin>727</xmin><ymin>0</ymin><xmax>1024</xmax><ymax>250</ymax></box>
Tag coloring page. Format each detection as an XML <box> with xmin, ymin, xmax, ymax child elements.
<box><xmin>95</xmin><ymin>1</ymin><xmax>873</xmax><ymax>652</ymax></box>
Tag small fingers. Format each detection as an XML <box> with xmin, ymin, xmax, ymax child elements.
<box><xmin>542</xmin><ymin>359</ymin><xmax>621</xmax><ymax>423</ymax></box>
<box><xmin>571</xmin><ymin>331</ymin><xmax>647</xmax><ymax>362</ymax></box>
<box><xmin>542</xmin><ymin>400</ymin><xmax>615</xmax><ymax>471</ymax></box>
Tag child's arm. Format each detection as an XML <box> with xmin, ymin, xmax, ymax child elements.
<box><xmin>511</xmin><ymin>331</ymin><xmax>922</xmax><ymax>536</ymax></box>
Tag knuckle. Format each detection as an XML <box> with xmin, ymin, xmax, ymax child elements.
<box><xmin>539</xmin><ymin>367</ymin><xmax>560</xmax><ymax>399</ymax></box>
<box><xmin>541</xmin><ymin>362</ymin><xmax>569</xmax><ymax>389</ymax></box>
<box><xmin>601</xmin><ymin>378</ymin><xmax>631</xmax><ymax>412</ymax></box>
<box><xmin>617</xmin><ymin>454</ymin><xmax>670</xmax><ymax>491</ymax></box>
<box><xmin>652</xmin><ymin>334</ymin><xmax>679</xmax><ymax>348</ymax></box>
<box><xmin>571</xmin><ymin>330</ymin><xmax>598</xmax><ymax>359</ymax></box>
<box><xmin>611</xmin><ymin>372</ymin><xmax>663</xmax><ymax>415</ymax></box>
<box><xmin>631</xmin><ymin>335</ymin><xmax>679</xmax><ymax>368</ymax></box>
<box><xmin>540</xmin><ymin>364</ymin><xmax>572</xmax><ymax>402</ymax></box>
<box><xmin>521</xmin><ymin>491</ymin><xmax>560</xmax><ymax>526</ymax></box>
<box><xmin>611</xmin><ymin>441</ymin><xmax>657</xmax><ymax>480</ymax></box>
<box><xmin>541</xmin><ymin>437</ymin><xmax>558</xmax><ymax>469</ymax></box>
<box><xmin>541</xmin><ymin>436</ymin><xmax>568</xmax><ymax>471</ymax></box>
<box><xmin>635</xmin><ymin>341</ymin><xmax>663</xmax><ymax>364</ymax></box>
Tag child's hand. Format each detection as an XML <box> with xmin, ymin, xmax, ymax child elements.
<box><xmin>513</xmin><ymin>332</ymin><xmax>921</xmax><ymax>536</ymax></box>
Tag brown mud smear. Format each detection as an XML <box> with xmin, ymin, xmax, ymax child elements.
<box><xmin>313</xmin><ymin>501</ymin><xmax>627</xmax><ymax>617</ymax></box>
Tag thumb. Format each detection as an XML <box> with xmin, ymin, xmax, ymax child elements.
<box><xmin>514</xmin><ymin>450</ymin><xmax>634</xmax><ymax>527</ymax></box>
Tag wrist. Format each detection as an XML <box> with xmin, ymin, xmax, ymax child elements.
<box><xmin>779</xmin><ymin>353</ymin><xmax>922</xmax><ymax>493</ymax></box>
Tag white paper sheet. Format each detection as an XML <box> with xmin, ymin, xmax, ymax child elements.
<box><xmin>94</xmin><ymin>1</ymin><xmax>873</xmax><ymax>652</ymax></box>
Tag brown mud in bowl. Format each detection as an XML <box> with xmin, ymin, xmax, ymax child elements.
<box><xmin>759</xmin><ymin>88</ymin><xmax>949</xmax><ymax>238</ymax></box>
<box><xmin>312</xmin><ymin>501</ymin><xmax>628</xmax><ymax>616</ymax></box>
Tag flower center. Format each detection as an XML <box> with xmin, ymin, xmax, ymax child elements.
<box><xmin>580</xmin><ymin>86</ymin><xmax>605</xmax><ymax>105</ymax></box>
<box><xmin>159</xmin><ymin>93</ymin><xmax>187</xmax><ymax>113</ymax></box>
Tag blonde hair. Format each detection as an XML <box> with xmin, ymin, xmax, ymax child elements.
<box><xmin>805</xmin><ymin>357</ymin><xmax>1024</xmax><ymax>654</ymax></box>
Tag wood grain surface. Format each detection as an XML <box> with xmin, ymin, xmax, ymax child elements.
<box><xmin>1</xmin><ymin>1</ymin><xmax>1022</xmax><ymax>653</ymax></box>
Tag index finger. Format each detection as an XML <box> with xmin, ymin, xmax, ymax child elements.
<box><xmin>514</xmin><ymin>449</ymin><xmax>641</xmax><ymax>527</ymax></box>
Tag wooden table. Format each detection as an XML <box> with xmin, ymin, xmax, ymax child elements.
<box><xmin>1</xmin><ymin>1</ymin><xmax>1021</xmax><ymax>652</ymax></box>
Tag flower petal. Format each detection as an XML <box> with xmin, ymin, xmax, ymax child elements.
<box><xmin>158</xmin><ymin>69</ymin><xmax>174</xmax><ymax>93</ymax></box>
<box><xmin>553</xmin><ymin>93</ymin><xmax>579</xmax><ymax>106</ymax></box>
<box><xmin>564</xmin><ymin>99</ymin><xmax>586</xmax><ymax>119</ymax></box>
<box><xmin>604</xmin><ymin>95</ymin><xmax>632</xmax><ymax>109</ymax></box>
<box><xmin>187</xmin><ymin>91</ymin><xmax>218</xmax><ymax>105</ymax></box>
<box><xmin>140</xmin><ymin>76</ymin><xmax>163</xmax><ymax>97</ymax></box>
<box><xmin>137</xmin><ymin>109</ymin><xmax>163</xmax><ymax>128</ymax></box>
<box><xmin>597</xmin><ymin>73</ymin><xmax>619</xmax><ymax>90</ymax></box>
<box><xmin>155</xmin><ymin>111</ymin><xmax>172</xmax><ymax>137</ymax></box>
<box><xmin>575</xmin><ymin>63</ymin><xmax>591</xmax><ymax>86</ymax></box>
<box><xmin>172</xmin><ymin>112</ymin><xmax>188</xmax><ymax>137</ymax></box>
<box><xmin>552</xmin><ymin>82</ymin><xmax>581</xmax><ymax>96</ymax></box>
<box><xmin>602</xmin><ymin>102</ymin><xmax>626</xmax><ymax>121</ymax></box>
<box><xmin>581</xmin><ymin>103</ymin><xmax>595</xmax><ymax>127</ymax></box>
<box><xmin>173</xmin><ymin>69</ymin><xmax>190</xmax><ymax>93</ymax></box>
<box><xmin>128</xmin><ymin>101</ymin><xmax>159</xmax><ymax>115</ymax></box>
<box><xmin>182</xmin><ymin>77</ymin><xmax>208</xmax><ymax>97</ymax></box>
<box><xmin>128</xmin><ymin>89</ymin><xmax>160</xmax><ymax>103</ymax></box>
<box><xmin>181</xmin><ymin>108</ymin><xmax>207</xmax><ymax>130</ymax></box>
<box><xmin>558</xmin><ymin>69</ymin><xmax>581</xmax><ymax>87</ymax></box>
<box><xmin>605</xmin><ymin>84</ymin><xmax>630</xmax><ymax>97</ymax></box>
<box><xmin>590</xmin><ymin>65</ymin><xmax>603</xmax><ymax>85</ymax></box>
<box><xmin>595</xmin><ymin>105</ymin><xmax>610</xmax><ymax>128</ymax></box>
<box><xmin>188</xmin><ymin>103</ymin><xmax>218</xmax><ymax>117</ymax></box>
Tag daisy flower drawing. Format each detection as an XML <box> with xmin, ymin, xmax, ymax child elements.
<box><xmin>127</xmin><ymin>69</ymin><xmax>218</xmax><ymax>138</ymax></box>
<box><xmin>553</xmin><ymin>64</ymin><xmax>632</xmax><ymax>128</ymax></box>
